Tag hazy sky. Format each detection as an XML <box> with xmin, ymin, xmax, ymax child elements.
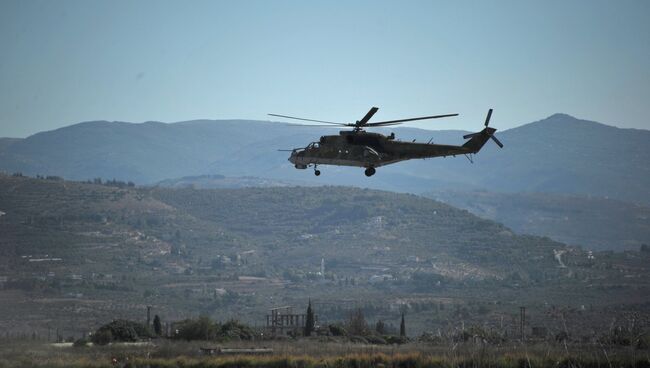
<box><xmin>1</xmin><ymin>0</ymin><xmax>649</xmax><ymax>137</ymax></box>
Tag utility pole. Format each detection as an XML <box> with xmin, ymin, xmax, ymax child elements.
<box><xmin>520</xmin><ymin>306</ymin><xmax>526</xmax><ymax>341</ymax></box>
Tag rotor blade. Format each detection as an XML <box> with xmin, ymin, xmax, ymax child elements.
<box><xmin>277</xmin><ymin>149</ymin><xmax>296</xmax><ymax>152</ymax></box>
<box><xmin>268</xmin><ymin>113</ymin><xmax>344</xmax><ymax>125</ymax></box>
<box><xmin>290</xmin><ymin>124</ymin><xmax>348</xmax><ymax>127</ymax></box>
<box><xmin>484</xmin><ymin>109</ymin><xmax>493</xmax><ymax>127</ymax></box>
<box><xmin>364</xmin><ymin>122</ymin><xmax>403</xmax><ymax>127</ymax></box>
<box><xmin>490</xmin><ymin>135</ymin><xmax>504</xmax><ymax>148</ymax></box>
<box><xmin>463</xmin><ymin>132</ymin><xmax>480</xmax><ymax>139</ymax></box>
<box><xmin>371</xmin><ymin>113</ymin><xmax>458</xmax><ymax>125</ymax></box>
<box><xmin>357</xmin><ymin>107</ymin><xmax>379</xmax><ymax>126</ymax></box>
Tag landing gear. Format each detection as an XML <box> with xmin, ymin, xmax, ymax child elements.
<box><xmin>314</xmin><ymin>165</ymin><xmax>321</xmax><ymax>176</ymax></box>
<box><xmin>364</xmin><ymin>167</ymin><xmax>376</xmax><ymax>177</ymax></box>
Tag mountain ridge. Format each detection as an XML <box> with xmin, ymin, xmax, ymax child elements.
<box><xmin>6</xmin><ymin>111</ymin><xmax>644</xmax><ymax>139</ymax></box>
<box><xmin>1</xmin><ymin>113</ymin><xmax>648</xmax><ymax>204</ymax></box>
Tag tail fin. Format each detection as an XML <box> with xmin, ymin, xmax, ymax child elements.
<box><xmin>461</xmin><ymin>109</ymin><xmax>503</xmax><ymax>153</ymax></box>
<box><xmin>462</xmin><ymin>128</ymin><xmax>495</xmax><ymax>153</ymax></box>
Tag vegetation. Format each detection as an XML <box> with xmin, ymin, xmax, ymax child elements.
<box><xmin>173</xmin><ymin>316</ymin><xmax>255</xmax><ymax>341</ymax></box>
<box><xmin>305</xmin><ymin>300</ymin><xmax>315</xmax><ymax>337</ymax></box>
<box><xmin>154</xmin><ymin>315</ymin><xmax>162</xmax><ymax>336</ymax></box>
<box><xmin>347</xmin><ymin>309</ymin><xmax>369</xmax><ymax>336</ymax></box>
<box><xmin>91</xmin><ymin>320</ymin><xmax>152</xmax><ymax>345</ymax></box>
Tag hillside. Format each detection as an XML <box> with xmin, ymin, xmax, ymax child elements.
<box><xmin>156</xmin><ymin>174</ymin><xmax>650</xmax><ymax>252</ymax></box>
<box><xmin>1</xmin><ymin>114</ymin><xmax>649</xmax><ymax>204</ymax></box>
<box><xmin>1</xmin><ymin>174</ymin><xmax>649</xmax><ymax>339</ymax></box>
<box><xmin>424</xmin><ymin>191</ymin><xmax>650</xmax><ymax>252</ymax></box>
<box><xmin>156</xmin><ymin>174</ymin><xmax>317</xmax><ymax>189</ymax></box>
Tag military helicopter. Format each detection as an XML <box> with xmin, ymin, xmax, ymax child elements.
<box><xmin>270</xmin><ymin>107</ymin><xmax>502</xmax><ymax>177</ymax></box>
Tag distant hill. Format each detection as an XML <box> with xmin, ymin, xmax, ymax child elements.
<box><xmin>0</xmin><ymin>114</ymin><xmax>649</xmax><ymax>203</ymax></box>
<box><xmin>156</xmin><ymin>174</ymin><xmax>317</xmax><ymax>189</ymax></box>
<box><xmin>155</xmin><ymin>174</ymin><xmax>650</xmax><ymax>252</ymax></box>
<box><xmin>0</xmin><ymin>174</ymin><xmax>563</xmax><ymax>278</ymax></box>
<box><xmin>424</xmin><ymin>190</ymin><xmax>650</xmax><ymax>252</ymax></box>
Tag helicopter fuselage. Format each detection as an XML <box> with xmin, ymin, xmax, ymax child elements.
<box><xmin>274</xmin><ymin>107</ymin><xmax>500</xmax><ymax>176</ymax></box>
<box><xmin>289</xmin><ymin>130</ymin><xmax>476</xmax><ymax>169</ymax></box>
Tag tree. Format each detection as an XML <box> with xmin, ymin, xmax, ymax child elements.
<box><xmin>305</xmin><ymin>300</ymin><xmax>315</xmax><ymax>336</ymax></box>
<box><xmin>348</xmin><ymin>308</ymin><xmax>368</xmax><ymax>336</ymax></box>
<box><xmin>400</xmin><ymin>313</ymin><xmax>406</xmax><ymax>338</ymax></box>
<box><xmin>153</xmin><ymin>315</ymin><xmax>162</xmax><ymax>336</ymax></box>
<box><xmin>375</xmin><ymin>319</ymin><xmax>386</xmax><ymax>335</ymax></box>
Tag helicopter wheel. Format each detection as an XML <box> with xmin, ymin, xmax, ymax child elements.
<box><xmin>314</xmin><ymin>169</ymin><xmax>321</xmax><ymax>176</ymax></box>
<box><xmin>364</xmin><ymin>167</ymin><xmax>376</xmax><ymax>177</ymax></box>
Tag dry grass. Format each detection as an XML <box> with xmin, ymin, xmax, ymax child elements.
<box><xmin>0</xmin><ymin>340</ymin><xmax>648</xmax><ymax>368</ymax></box>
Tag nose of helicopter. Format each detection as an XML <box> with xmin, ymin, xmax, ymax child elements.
<box><xmin>288</xmin><ymin>151</ymin><xmax>296</xmax><ymax>164</ymax></box>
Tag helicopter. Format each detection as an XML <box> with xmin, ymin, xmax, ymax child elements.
<box><xmin>269</xmin><ymin>107</ymin><xmax>502</xmax><ymax>177</ymax></box>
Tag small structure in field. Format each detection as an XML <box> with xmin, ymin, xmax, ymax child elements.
<box><xmin>265</xmin><ymin>306</ymin><xmax>316</xmax><ymax>336</ymax></box>
<box><xmin>200</xmin><ymin>347</ymin><xmax>273</xmax><ymax>356</ymax></box>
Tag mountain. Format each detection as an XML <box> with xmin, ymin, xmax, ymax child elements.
<box><xmin>2</xmin><ymin>174</ymin><xmax>648</xmax><ymax>338</ymax></box>
<box><xmin>0</xmin><ymin>120</ymin><xmax>300</xmax><ymax>184</ymax></box>
<box><xmin>424</xmin><ymin>190</ymin><xmax>650</xmax><ymax>252</ymax></box>
<box><xmin>0</xmin><ymin>114</ymin><xmax>649</xmax><ymax>203</ymax></box>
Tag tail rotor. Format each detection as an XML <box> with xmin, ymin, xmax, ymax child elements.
<box><xmin>462</xmin><ymin>109</ymin><xmax>503</xmax><ymax>148</ymax></box>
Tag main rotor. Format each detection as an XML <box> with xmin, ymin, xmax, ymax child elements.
<box><xmin>269</xmin><ymin>107</ymin><xmax>458</xmax><ymax>132</ymax></box>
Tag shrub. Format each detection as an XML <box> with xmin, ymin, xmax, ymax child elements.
<box><xmin>92</xmin><ymin>329</ymin><xmax>113</xmax><ymax>345</ymax></box>
<box><xmin>365</xmin><ymin>335</ymin><xmax>387</xmax><ymax>344</ymax></box>
<box><xmin>73</xmin><ymin>337</ymin><xmax>90</xmax><ymax>347</ymax></box>
<box><xmin>92</xmin><ymin>319</ymin><xmax>151</xmax><ymax>345</ymax></box>
<box><xmin>220</xmin><ymin>319</ymin><xmax>254</xmax><ymax>340</ymax></box>
<box><xmin>384</xmin><ymin>335</ymin><xmax>408</xmax><ymax>344</ymax></box>
<box><xmin>329</xmin><ymin>324</ymin><xmax>348</xmax><ymax>336</ymax></box>
<box><xmin>174</xmin><ymin>316</ymin><xmax>218</xmax><ymax>341</ymax></box>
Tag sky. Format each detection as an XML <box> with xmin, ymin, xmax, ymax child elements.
<box><xmin>0</xmin><ymin>0</ymin><xmax>649</xmax><ymax>138</ymax></box>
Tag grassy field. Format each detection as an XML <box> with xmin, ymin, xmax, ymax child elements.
<box><xmin>0</xmin><ymin>340</ymin><xmax>647</xmax><ymax>368</ymax></box>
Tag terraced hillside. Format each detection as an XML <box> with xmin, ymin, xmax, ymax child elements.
<box><xmin>0</xmin><ymin>174</ymin><xmax>648</xmax><ymax>340</ymax></box>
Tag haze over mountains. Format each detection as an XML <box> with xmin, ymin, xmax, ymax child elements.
<box><xmin>424</xmin><ymin>190</ymin><xmax>650</xmax><ymax>252</ymax></box>
<box><xmin>1</xmin><ymin>113</ymin><xmax>648</xmax><ymax>205</ymax></box>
